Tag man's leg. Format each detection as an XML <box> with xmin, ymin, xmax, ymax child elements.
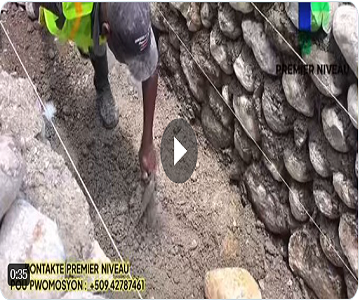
<box><xmin>90</xmin><ymin>49</ymin><xmax>119</xmax><ymax>129</ymax></box>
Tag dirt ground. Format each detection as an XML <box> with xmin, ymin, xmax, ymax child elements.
<box><xmin>1</xmin><ymin>5</ymin><xmax>307</xmax><ymax>299</ymax></box>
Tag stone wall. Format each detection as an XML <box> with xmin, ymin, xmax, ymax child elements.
<box><xmin>151</xmin><ymin>3</ymin><xmax>358</xmax><ymax>298</ymax></box>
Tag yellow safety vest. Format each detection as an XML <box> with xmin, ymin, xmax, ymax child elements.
<box><xmin>40</xmin><ymin>2</ymin><xmax>105</xmax><ymax>53</ymax></box>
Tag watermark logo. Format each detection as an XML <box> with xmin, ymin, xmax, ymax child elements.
<box><xmin>298</xmin><ymin>2</ymin><xmax>330</xmax><ymax>55</ymax></box>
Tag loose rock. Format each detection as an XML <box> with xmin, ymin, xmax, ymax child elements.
<box><xmin>262</xmin><ymin>77</ymin><xmax>297</xmax><ymax>134</ymax></box>
<box><xmin>288</xmin><ymin>225</ymin><xmax>345</xmax><ymax>299</ymax></box>
<box><xmin>347</xmin><ymin>83</ymin><xmax>358</xmax><ymax>129</ymax></box>
<box><xmin>218</xmin><ymin>3</ymin><xmax>242</xmax><ymax>40</ymax></box>
<box><xmin>289</xmin><ymin>180</ymin><xmax>314</xmax><ymax>222</ymax></box>
<box><xmin>339</xmin><ymin>213</ymin><xmax>358</xmax><ymax>275</ymax></box>
<box><xmin>0</xmin><ymin>135</ymin><xmax>25</xmax><ymax>220</ymax></box>
<box><xmin>333</xmin><ymin>172</ymin><xmax>357</xmax><ymax>209</ymax></box>
<box><xmin>242</xmin><ymin>19</ymin><xmax>281</xmax><ymax>75</ymax></box>
<box><xmin>333</xmin><ymin>5</ymin><xmax>358</xmax><ymax>77</ymax></box>
<box><xmin>313</xmin><ymin>177</ymin><xmax>340</xmax><ymax>219</ymax></box>
<box><xmin>205</xmin><ymin>268</ymin><xmax>261</xmax><ymax>299</ymax></box>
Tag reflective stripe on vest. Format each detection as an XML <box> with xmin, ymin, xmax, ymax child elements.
<box><xmin>40</xmin><ymin>2</ymin><xmax>103</xmax><ymax>53</ymax></box>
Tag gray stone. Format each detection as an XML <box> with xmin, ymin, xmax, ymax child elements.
<box><xmin>201</xmin><ymin>105</ymin><xmax>232</xmax><ymax>150</ymax></box>
<box><xmin>210</xmin><ymin>23</ymin><xmax>242</xmax><ymax>75</ymax></box>
<box><xmin>180</xmin><ymin>45</ymin><xmax>207</xmax><ymax>102</ymax></box>
<box><xmin>289</xmin><ymin>181</ymin><xmax>314</xmax><ymax>222</ymax></box>
<box><xmin>264</xmin><ymin>3</ymin><xmax>299</xmax><ymax>55</ymax></box>
<box><xmin>344</xmin><ymin>268</ymin><xmax>358</xmax><ymax>299</ymax></box>
<box><xmin>333</xmin><ymin>172</ymin><xmax>357</xmax><ymax>209</ymax></box>
<box><xmin>170</xmin><ymin>2</ymin><xmax>202</xmax><ymax>32</ymax></box>
<box><xmin>229</xmin><ymin>2</ymin><xmax>253</xmax><ymax>14</ymax></box>
<box><xmin>303</xmin><ymin>44</ymin><xmax>346</xmax><ymax>97</ymax></box>
<box><xmin>233</xmin><ymin>45</ymin><xmax>262</xmax><ymax>93</ymax></box>
<box><xmin>208</xmin><ymin>86</ymin><xmax>233</xmax><ymax>128</ymax></box>
<box><xmin>0</xmin><ymin>199</ymin><xmax>66</xmax><ymax>299</ymax></box>
<box><xmin>313</xmin><ymin>177</ymin><xmax>341</xmax><ymax>219</ymax></box>
<box><xmin>191</xmin><ymin>29</ymin><xmax>222</xmax><ymax>88</ymax></box>
<box><xmin>262</xmin><ymin>78</ymin><xmax>297</xmax><ymax>134</ymax></box>
<box><xmin>339</xmin><ymin>213</ymin><xmax>358</xmax><ymax>275</ymax></box>
<box><xmin>333</xmin><ymin>5</ymin><xmax>358</xmax><ymax>77</ymax></box>
<box><xmin>242</xmin><ymin>19</ymin><xmax>281</xmax><ymax>75</ymax></box>
<box><xmin>322</xmin><ymin>105</ymin><xmax>356</xmax><ymax>153</ymax></box>
<box><xmin>293</xmin><ymin>116</ymin><xmax>308</xmax><ymax>149</ymax></box>
<box><xmin>347</xmin><ymin>83</ymin><xmax>358</xmax><ymax>129</ymax></box>
<box><xmin>282</xmin><ymin>73</ymin><xmax>316</xmax><ymax>117</ymax></box>
<box><xmin>234</xmin><ymin>121</ymin><xmax>260</xmax><ymax>164</ymax></box>
<box><xmin>158</xmin><ymin>35</ymin><xmax>180</xmax><ymax>74</ymax></box>
<box><xmin>317</xmin><ymin>215</ymin><xmax>347</xmax><ymax>268</ymax></box>
<box><xmin>168</xmin><ymin>17</ymin><xmax>190</xmax><ymax>50</ymax></box>
<box><xmin>200</xmin><ymin>3</ymin><xmax>216</xmax><ymax>29</ymax></box>
<box><xmin>0</xmin><ymin>135</ymin><xmax>25</xmax><ymax>220</ymax></box>
<box><xmin>150</xmin><ymin>3</ymin><xmax>170</xmax><ymax>32</ymax></box>
<box><xmin>21</xmin><ymin>138</ymin><xmax>95</xmax><ymax>260</ymax></box>
<box><xmin>218</xmin><ymin>3</ymin><xmax>242</xmax><ymax>40</ymax></box>
<box><xmin>288</xmin><ymin>225</ymin><xmax>345</xmax><ymax>299</ymax></box>
<box><xmin>244</xmin><ymin>162</ymin><xmax>292</xmax><ymax>235</ymax></box>
<box><xmin>233</xmin><ymin>94</ymin><xmax>261</xmax><ymax>142</ymax></box>
<box><xmin>308</xmin><ymin>122</ymin><xmax>332</xmax><ymax>178</ymax></box>
<box><xmin>284</xmin><ymin>142</ymin><xmax>314</xmax><ymax>183</ymax></box>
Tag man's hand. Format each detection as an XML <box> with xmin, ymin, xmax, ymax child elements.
<box><xmin>139</xmin><ymin>141</ymin><xmax>157</xmax><ymax>180</ymax></box>
<box><xmin>140</xmin><ymin>71</ymin><xmax>158</xmax><ymax>180</ymax></box>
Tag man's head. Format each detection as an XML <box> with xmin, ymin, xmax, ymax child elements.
<box><xmin>97</xmin><ymin>2</ymin><xmax>158</xmax><ymax>82</ymax></box>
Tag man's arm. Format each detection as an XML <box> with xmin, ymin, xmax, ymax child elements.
<box><xmin>139</xmin><ymin>70</ymin><xmax>158</xmax><ymax>178</ymax></box>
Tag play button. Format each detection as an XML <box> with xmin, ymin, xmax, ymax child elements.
<box><xmin>161</xmin><ymin>119</ymin><xmax>198</xmax><ymax>183</ymax></box>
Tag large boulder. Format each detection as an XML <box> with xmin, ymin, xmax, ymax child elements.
<box><xmin>233</xmin><ymin>45</ymin><xmax>263</xmax><ymax>93</ymax></box>
<box><xmin>244</xmin><ymin>162</ymin><xmax>292</xmax><ymax>236</ymax></box>
<box><xmin>210</xmin><ymin>23</ymin><xmax>242</xmax><ymax>75</ymax></box>
<box><xmin>262</xmin><ymin>78</ymin><xmax>297</xmax><ymax>134</ymax></box>
<box><xmin>21</xmin><ymin>138</ymin><xmax>95</xmax><ymax>260</ymax></box>
<box><xmin>242</xmin><ymin>19</ymin><xmax>281</xmax><ymax>75</ymax></box>
<box><xmin>201</xmin><ymin>104</ymin><xmax>232</xmax><ymax>150</ymax></box>
<box><xmin>282</xmin><ymin>72</ymin><xmax>316</xmax><ymax>117</ymax></box>
<box><xmin>313</xmin><ymin>177</ymin><xmax>341</xmax><ymax>219</ymax></box>
<box><xmin>233</xmin><ymin>94</ymin><xmax>261</xmax><ymax>142</ymax></box>
<box><xmin>333</xmin><ymin>5</ymin><xmax>358</xmax><ymax>77</ymax></box>
<box><xmin>0</xmin><ymin>199</ymin><xmax>66</xmax><ymax>299</ymax></box>
<box><xmin>288</xmin><ymin>225</ymin><xmax>345</xmax><ymax>299</ymax></box>
<box><xmin>205</xmin><ymin>268</ymin><xmax>261</xmax><ymax>299</ymax></box>
<box><xmin>218</xmin><ymin>3</ymin><xmax>242</xmax><ymax>40</ymax></box>
<box><xmin>322</xmin><ymin>105</ymin><xmax>357</xmax><ymax>153</ymax></box>
<box><xmin>288</xmin><ymin>180</ymin><xmax>314</xmax><ymax>222</ymax></box>
<box><xmin>347</xmin><ymin>83</ymin><xmax>358</xmax><ymax>129</ymax></box>
<box><xmin>339</xmin><ymin>213</ymin><xmax>358</xmax><ymax>275</ymax></box>
<box><xmin>0</xmin><ymin>135</ymin><xmax>25</xmax><ymax>220</ymax></box>
<box><xmin>333</xmin><ymin>172</ymin><xmax>358</xmax><ymax>209</ymax></box>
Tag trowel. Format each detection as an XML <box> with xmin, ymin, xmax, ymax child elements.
<box><xmin>136</xmin><ymin>173</ymin><xmax>156</xmax><ymax>226</ymax></box>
